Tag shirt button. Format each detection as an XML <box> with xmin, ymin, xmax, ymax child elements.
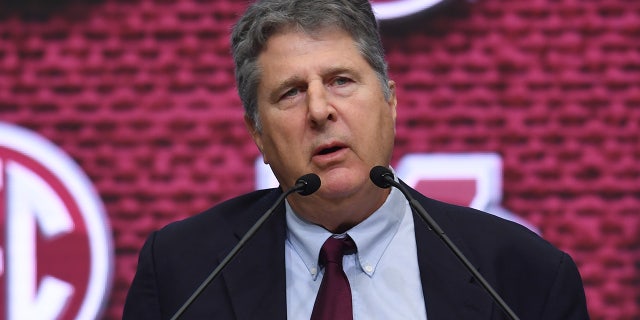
<box><xmin>311</xmin><ymin>267</ymin><xmax>317</xmax><ymax>275</ymax></box>
<box><xmin>364</xmin><ymin>265</ymin><xmax>374</xmax><ymax>273</ymax></box>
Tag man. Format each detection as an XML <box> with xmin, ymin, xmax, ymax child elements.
<box><xmin>124</xmin><ymin>0</ymin><xmax>589</xmax><ymax>319</ymax></box>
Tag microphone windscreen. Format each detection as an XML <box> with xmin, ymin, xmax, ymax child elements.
<box><xmin>370</xmin><ymin>166</ymin><xmax>393</xmax><ymax>188</ymax></box>
<box><xmin>296</xmin><ymin>173</ymin><xmax>321</xmax><ymax>195</ymax></box>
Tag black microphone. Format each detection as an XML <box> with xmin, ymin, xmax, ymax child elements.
<box><xmin>170</xmin><ymin>173</ymin><xmax>321</xmax><ymax>320</ymax></box>
<box><xmin>369</xmin><ymin>166</ymin><xmax>520</xmax><ymax>320</ymax></box>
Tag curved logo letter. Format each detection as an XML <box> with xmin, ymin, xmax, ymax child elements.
<box><xmin>0</xmin><ymin>123</ymin><xmax>113</xmax><ymax>320</ymax></box>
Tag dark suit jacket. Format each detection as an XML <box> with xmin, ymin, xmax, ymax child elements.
<box><xmin>123</xmin><ymin>185</ymin><xmax>589</xmax><ymax>319</ymax></box>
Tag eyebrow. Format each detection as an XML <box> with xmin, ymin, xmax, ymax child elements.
<box><xmin>268</xmin><ymin>66</ymin><xmax>356</xmax><ymax>102</ymax></box>
<box><xmin>269</xmin><ymin>76</ymin><xmax>306</xmax><ymax>103</ymax></box>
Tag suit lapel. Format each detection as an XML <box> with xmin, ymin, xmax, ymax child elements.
<box><xmin>413</xmin><ymin>201</ymin><xmax>495</xmax><ymax>319</ymax></box>
<box><xmin>220</xmin><ymin>191</ymin><xmax>288</xmax><ymax>320</ymax></box>
<box><xmin>212</xmin><ymin>185</ymin><xmax>497</xmax><ymax>319</ymax></box>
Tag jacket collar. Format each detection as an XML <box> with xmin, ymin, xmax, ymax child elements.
<box><xmin>409</xmin><ymin>185</ymin><xmax>495</xmax><ymax>319</ymax></box>
<box><xmin>218</xmin><ymin>185</ymin><xmax>495</xmax><ymax>319</ymax></box>
<box><xmin>220</xmin><ymin>189</ymin><xmax>288</xmax><ymax>320</ymax></box>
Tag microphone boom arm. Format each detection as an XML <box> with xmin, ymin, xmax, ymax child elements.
<box><xmin>373</xmin><ymin>168</ymin><xmax>520</xmax><ymax>320</ymax></box>
<box><xmin>170</xmin><ymin>174</ymin><xmax>320</xmax><ymax>320</ymax></box>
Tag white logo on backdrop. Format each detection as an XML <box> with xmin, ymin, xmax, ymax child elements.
<box><xmin>372</xmin><ymin>0</ymin><xmax>445</xmax><ymax>20</ymax></box>
<box><xmin>0</xmin><ymin>122</ymin><xmax>113</xmax><ymax>320</ymax></box>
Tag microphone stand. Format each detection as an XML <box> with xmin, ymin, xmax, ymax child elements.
<box><xmin>170</xmin><ymin>174</ymin><xmax>320</xmax><ymax>320</ymax></box>
<box><xmin>370</xmin><ymin>166</ymin><xmax>520</xmax><ymax>320</ymax></box>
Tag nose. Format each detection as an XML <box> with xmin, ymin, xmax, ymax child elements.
<box><xmin>306</xmin><ymin>82</ymin><xmax>336</xmax><ymax>128</ymax></box>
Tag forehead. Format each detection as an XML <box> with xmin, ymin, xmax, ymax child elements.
<box><xmin>256</xmin><ymin>27</ymin><xmax>366</xmax><ymax>81</ymax></box>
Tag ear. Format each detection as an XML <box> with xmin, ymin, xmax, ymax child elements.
<box><xmin>387</xmin><ymin>80</ymin><xmax>398</xmax><ymax>122</ymax></box>
<box><xmin>244</xmin><ymin>114</ymin><xmax>269</xmax><ymax>164</ymax></box>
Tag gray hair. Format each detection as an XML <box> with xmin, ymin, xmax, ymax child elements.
<box><xmin>231</xmin><ymin>0</ymin><xmax>390</xmax><ymax>131</ymax></box>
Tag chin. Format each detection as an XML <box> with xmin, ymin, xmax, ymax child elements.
<box><xmin>317</xmin><ymin>169</ymin><xmax>369</xmax><ymax>199</ymax></box>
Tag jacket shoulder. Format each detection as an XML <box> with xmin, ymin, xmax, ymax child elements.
<box><xmin>157</xmin><ymin>188</ymin><xmax>281</xmax><ymax>238</ymax></box>
<box><xmin>411</xmin><ymin>188</ymin><xmax>587</xmax><ymax>319</ymax></box>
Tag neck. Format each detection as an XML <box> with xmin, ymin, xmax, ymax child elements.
<box><xmin>286</xmin><ymin>184</ymin><xmax>390</xmax><ymax>233</ymax></box>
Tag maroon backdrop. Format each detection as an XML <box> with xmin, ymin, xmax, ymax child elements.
<box><xmin>0</xmin><ymin>0</ymin><xmax>638</xmax><ymax>319</ymax></box>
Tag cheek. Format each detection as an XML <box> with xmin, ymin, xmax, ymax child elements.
<box><xmin>368</xmin><ymin>107</ymin><xmax>396</xmax><ymax>151</ymax></box>
<box><xmin>260</xmin><ymin>112</ymin><xmax>307</xmax><ymax>151</ymax></box>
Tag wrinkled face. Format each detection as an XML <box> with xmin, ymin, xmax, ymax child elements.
<box><xmin>246</xmin><ymin>27</ymin><xmax>397</xmax><ymax>202</ymax></box>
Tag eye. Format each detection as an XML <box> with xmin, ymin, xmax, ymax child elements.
<box><xmin>280</xmin><ymin>87</ymin><xmax>301</xmax><ymax>100</ymax></box>
<box><xmin>333</xmin><ymin>77</ymin><xmax>352</xmax><ymax>86</ymax></box>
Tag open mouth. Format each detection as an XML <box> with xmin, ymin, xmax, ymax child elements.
<box><xmin>317</xmin><ymin>146</ymin><xmax>344</xmax><ymax>155</ymax></box>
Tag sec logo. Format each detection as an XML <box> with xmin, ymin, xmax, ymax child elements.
<box><xmin>371</xmin><ymin>0</ymin><xmax>445</xmax><ymax>20</ymax></box>
<box><xmin>0</xmin><ymin>122</ymin><xmax>113</xmax><ymax>320</ymax></box>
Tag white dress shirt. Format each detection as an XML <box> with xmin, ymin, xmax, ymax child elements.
<box><xmin>284</xmin><ymin>185</ymin><xmax>428</xmax><ymax>319</ymax></box>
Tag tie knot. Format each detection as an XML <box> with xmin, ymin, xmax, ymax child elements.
<box><xmin>320</xmin><ymin>236</ymin><xmax>356</xmax><ymax>265</ymax></box>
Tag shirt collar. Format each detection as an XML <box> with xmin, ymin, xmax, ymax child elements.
<box><xmin>285</xmin><ymin>170</ymin><xmax>407</xmax><ymax>279</ymax></box>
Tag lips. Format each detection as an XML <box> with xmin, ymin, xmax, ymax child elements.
<box><xmin>313</xmin><ymin>142</ymin><xmax>348</xmax><ymax>157</ymax></box>
<box><xmin>317</xmin><ymin>145</ymin><xmax>343</xmax><ymax>155</ymax></box>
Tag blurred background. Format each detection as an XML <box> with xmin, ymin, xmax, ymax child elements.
<box><xmin>0</xmin><ymin>0</ymin><xmax>638</xmax><ymax>319</ymax></box>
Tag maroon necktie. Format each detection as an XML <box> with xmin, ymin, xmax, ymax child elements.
<box><xmin>310</xmin><ymin>236</ymin><xmax>357</xmax><ymax>320</ymax></box>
